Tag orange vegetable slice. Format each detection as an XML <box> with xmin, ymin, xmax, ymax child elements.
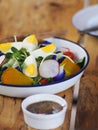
<box><xmin>1</xmin><ymin>68</ymin><xmax>33</xmax><ymax>86</ymax></box>
<box><xmin>60</xmin><ymin>58</ymin><xmax>81</xmax><ymax>77</ymax></box>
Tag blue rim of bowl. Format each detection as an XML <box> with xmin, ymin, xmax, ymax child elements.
<box><xmin>0</xmin><ymin>37</ymin><xmax>90</xmax><ymax>88</ymax></box>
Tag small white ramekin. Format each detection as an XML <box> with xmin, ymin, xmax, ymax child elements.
<box><xmin>21</xmin><ymin>93</ymin><xmax>67</xmax><ymax>129</ymax></box>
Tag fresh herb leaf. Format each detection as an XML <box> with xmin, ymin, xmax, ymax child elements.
<box><xmin>20</xmin><ymin>48</ymin><xmax>30</xmax><ymax>57</ymax></box>
<box><xmin>6</xmin><ymin>52</ymin><xmax>13</xmax><ymax>59</ymax></box>
<box><xmin>45</xmin><ymin>55</ymin><xmax>54</xmax><ymax>60</ymax></box>
<box><xmin>8</xmin><ymin>47</ymin><xmax>30</xmax><ymax>66</ymax></box>
<box><xmin>76</xmin><ymin>57</ymin><xmax>85</xmax><ymax>68</ymax></box>
<box><xmin>46</xmin><ymin>78</ymin><xmax>53</xmax><ymax>83</ymax></box>
<box><xmin>33</xmin><ymin>76</ymin><xmax>42</xmax><ymax>85</ymax></box>
<box><xmin>13</xmin><ymin>51</ymin><xmax>20</xmax><ymax>59</ymax></box>
<box><xmin>36</xmin><ymin>56</ymin><xmax>43</xmax><ymax>67</ymax></box>
<box><xmin>11</xmin><ymin>47</ymin><xmax>19</xmax><ymax>53</ymax></box>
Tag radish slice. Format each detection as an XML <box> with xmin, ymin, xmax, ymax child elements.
<box><xmin>58</xmin><ymin>47</ymin><xmax>70</xmax><ymax>53</ymax></box>
<box><xmin>0</xmin><ymin>55</ymin><xmax>5</xmax><ymax>66</ymax></box>
<box><xmin>39</xmin><ymin>60</ymin><xmax>60</xmax><ymax>78</ymax></box>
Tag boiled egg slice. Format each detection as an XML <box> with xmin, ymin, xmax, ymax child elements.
<box><xmin>23</xmin><ymin>55</ymin><xmax>38</xmax><ymax>77</ymax></box>
<box><xmin>0</xmin><ymin>42</ymin><xmax>12</xmax><ymax>53</ymax></box>
<box><xmin>12</xmin><ymin>42</ymin><xmax>23</xmax><ymax>50</ymax></box>
<box><xmin>31</xmin><ymin>43</ymin><xmax>56</xmax><ymax>58</ymax></box>
<box><xmin>0</xmin><ymin>42</ymin><xmax>24</xmax><ymax>53</ymax></box>
<box><xmin>23</xmin><ymin>34</ymin><xmax>38</xmax><ymax>52</ymax></box>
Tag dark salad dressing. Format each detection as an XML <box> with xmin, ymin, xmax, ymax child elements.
<box><xmin>26</xmin><ymin>101</ymin><xmax>63</xmax><ymax>114</ymax></box>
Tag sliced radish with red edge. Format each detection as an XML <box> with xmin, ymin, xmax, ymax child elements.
<box><xmin>39</xmin><ymin>59</ymin><xmax>60</xmax><ymax>78</ymax></box>
<box><xmin>59</xmin><ymin>47</ymin><xmax>70</xmax><ymax>53</ymax></box>
<box><xmin>0</xmin><ymin>55</ymin><xmax>5</xmax><ymax>66</ymax></box>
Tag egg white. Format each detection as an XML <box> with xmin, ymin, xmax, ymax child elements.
<box><xmin>23</xmin><ymin>55</ymin><xmax>38</xmax><ymax>77</ymax></box>
<box><xmin>12</xmin><ymin>42</ymin><xmax>23</xmax><ymax>50</ymax></box>
<box><xmin>30</xmin><ymin>43</ymin><xmax>56</xmax><ymax>58</ymax></box>
<box><xmin>0</xmin><ymin>42</ymin><xmax>24</xmax><ymax>53</ymax></box>
<box><xmin>23</xmin><ymin>34</ymin><xmax>38</xmax><ymax>52</ymax></box>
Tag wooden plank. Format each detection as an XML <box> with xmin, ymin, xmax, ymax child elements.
<box><xmin>75</xmin><ymin>35</ymin><xmax>98</xmax><ymax>130</ymax></box>
<box><xmin>75</xmin><ymin>73</ymin><xmax>98</xmax><ymax>130</ymax></box>
<box><xmin>0</xmin><ymin>0</ymin><xmax>83</xmax><ymax>41</ymax></box>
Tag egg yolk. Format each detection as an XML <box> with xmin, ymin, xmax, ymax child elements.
<box><xmin>25</xmin><ymin>64</ymin><xmax>37</xmax><ymax>76</ymax></box>
<box><xmin>27</xmin><ymin>35</ymin><xmax>37</xmax><ymax>45</ymax></box>
<box><xmin>42</xmin><ymin>43</ymin><xmax>56</xmax><ymax>52</ymax></box>
<box><xmin>0</xmin><ymin>42</ymin><xmax>12</xmax><ymax>52</ymax></box>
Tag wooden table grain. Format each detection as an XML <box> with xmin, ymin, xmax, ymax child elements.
<box><xmin>0</xmin><ymin>0</ymin><xmax>98</xmax><ymax>130</ymax></box>
<box><xmin>75</xmin><ymin>35</ymin><xmax>98</xmax><ymax>130</ymax></box>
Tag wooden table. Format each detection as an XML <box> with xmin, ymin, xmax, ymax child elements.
<box><xmin>0</xmin><ymin>1</ymin><xmax>98</xmax><ymax>130</ymax></box>
<box><xmin>75</xmin><ymin>35</ymin><xmax>98</xmax><ymax>130</ymax></box>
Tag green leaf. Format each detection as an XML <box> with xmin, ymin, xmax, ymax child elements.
<box><xmin>20</xmin><ymin>48</ymin><xmax>30</xmax><ymax>57</ymax></box>
<box><xmin>45</xmin><ymin>55</ymin><xmax>54</xmax><ymax>60</ymax></box>
<box><xmin>11</xmin><ymin>47</ymin><xmax>19</xmax><ymax>53</ymax></box>
<box><xmin>36</xmin><ymin>56</ymin><xmax>43</xmax><ymax>67</ymax></box>
<box><xmin>76</xmin><ymin>57</ymin><xmax>85</xmax><ymax>68</ymax></box>
<box><xmin>33</xmin><ymin>76</ymin><xmax>42</xmax><ymax>85</ymax></box>
<box><xmin>6</xmin><ymin>52</ymin><xmax>13</xmax><ymax>59</ymax></box>
<box><xmin>13</xmin><ymin>51</ymin><xmax>20</xmax><ymax>58</ymax></box>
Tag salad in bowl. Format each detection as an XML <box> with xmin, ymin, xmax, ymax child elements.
<box><xmin>0</xmin><ymin>35</ymin><xmax>89</xmax><ymax>97</ymax></box>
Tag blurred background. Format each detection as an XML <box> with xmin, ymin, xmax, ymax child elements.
<box><xmin>0</xmin><ymin>0</ymin><xmax>97</xmax><ymax>41</ymax></box>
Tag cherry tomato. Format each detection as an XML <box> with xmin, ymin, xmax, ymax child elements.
<box><xmin>64</xmin><ymin>51</ymin><xmax>75</xmax><ymax>59</ymax></box>
<box><xmin>40</xmin><ymin>79</ymin><xmax>48</xmax><ymax>84</ymax></box>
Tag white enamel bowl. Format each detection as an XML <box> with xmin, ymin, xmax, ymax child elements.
<box><xmin>21</xmin><ymin>93</ymin><xmax>67</xmax><ymax>130</ymax></box>
<box><xmin>0</xmin><ymin>37</ymin><xmax>89</xmax><ymax>98</ymax></box>
<box><xmin>72</xmin><ymin>4</ymin><xmax>98</xmax><ymax>37</ymax></box>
